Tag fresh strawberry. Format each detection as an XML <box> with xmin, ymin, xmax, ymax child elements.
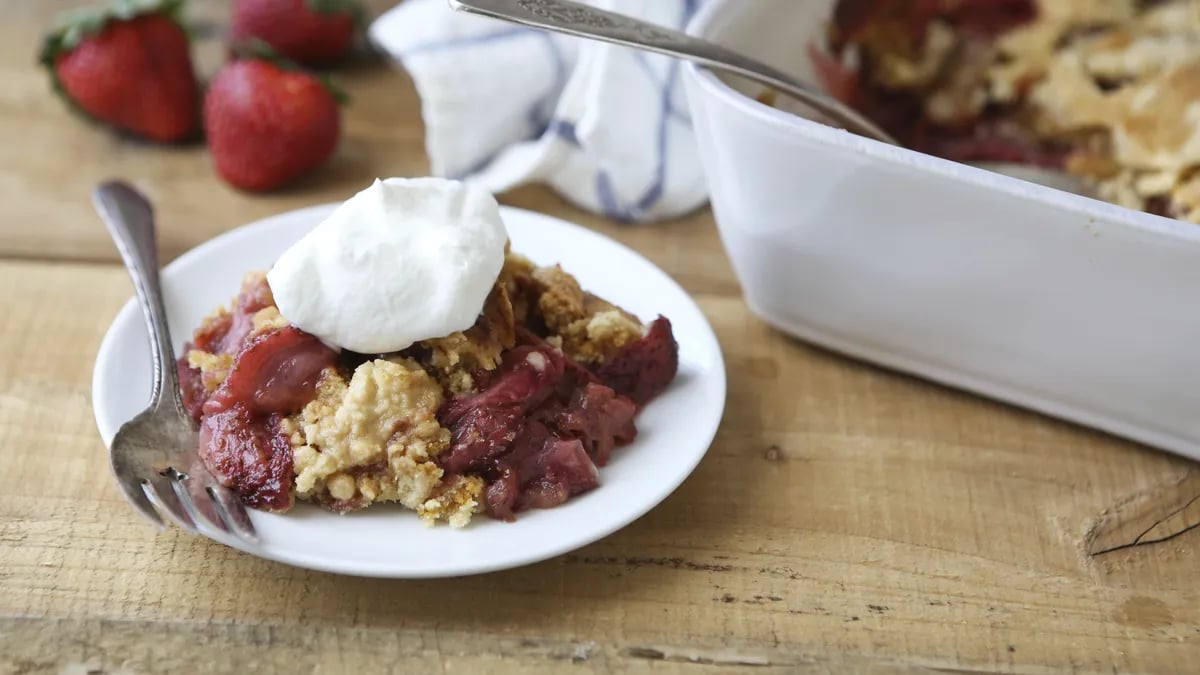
<box><xmin>231</xmin><ymin>0</ymin><xmax>361</xmax><ymax>67</ymax></box>
<box><xmin>39</xmin><ymin>0</ymin><xmax>200</xmax><ymax>143</ymax></box>
<box><xmin>204</xmin><ymin>57</ymin><xmax>342</xmax><ymax>191</ymax></box>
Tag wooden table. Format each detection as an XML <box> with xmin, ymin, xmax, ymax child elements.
<box><xmin>2</xmin><ymin>2</ymin><xmax>1197</xmax><ymax>672</ymax></box>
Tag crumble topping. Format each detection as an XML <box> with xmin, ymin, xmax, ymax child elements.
<box><xmin>1001</xmin><ymin>1</ymin><xmax>1200</xmax><ymax>212</ymax></box>
<box><xmin>418</xmin><ymin>474</ymin><xmax>486</xmax><ymax>529</ymax></box>
<box><xmin>251</xmin><ymin>306</ymin><xmax>289</xmax><ymax>335</ymax></box>
<box><xmin>926</xmin><ymin>37</ymin><xmax>995</xmax><ymax>125</ymax></box>
<box><xmin>187</xmin><ymin>350</ymin><xmax>233</xmax><ymax>393</ymax></box>
<box><xmin>559</xmin><ymin>310</ymin><xmax>645</xmax><ymax>365</ymax></box>
<box><xmin>526</xmin><ymin>263</ymin><xmax>644</xmax><ymax>364</ymax></box>
<box><xmin>827</xmin><ymin>0</ymin><xmax>1200</xmax><ymax>221</ymax></box>
<box><xmin>498</xmin><ymin>250</ymin><xmax>538</xmax><ymax>326</ymax></box>
<box><xmin>288</xmin><ymin>357</ymin><xmax>479</xmax><ymax>527</ymax></box>
<box><xmin>419</xmin><ymin>284</ymin><xmax>516</xmax><ymax>393</ymax></box>
<box><xmin>239</xmin><ymin>271</ymin><xmax>275</xmax><ymax>308</ymax></box>
<box><xmin>532</xmin><ymin>265</ymin><xmax>589</xmax><ymax>332</ymax></box>
<box><xmin>877</xmin><ymin>20</ymin><xmax>958</xmax><ymax>90</ymax></box>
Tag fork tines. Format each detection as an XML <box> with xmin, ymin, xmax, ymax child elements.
<box><xmin>139</xmin><ymin>468</ymin><xmax>258</xmax><ymax>543</ymax></box>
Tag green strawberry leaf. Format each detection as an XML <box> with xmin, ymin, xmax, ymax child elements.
<box><xmin>38</xmin><ymin>0</ymin><xmax>189</xmax><ymax>129</ymax></box>
<box><xmin>39</xmin><ymin>0</ymin><xmax>186</xmax><ymax>66</ymax></box>
<box><xmin>306</xmin><ymin>0</ymin><xmax>366</xmax><ymax>26</ymax></box>
<box><xmin>231</xmin><ymin>39</ymin><xmax>352</xmax><ymax>106</ymax></box>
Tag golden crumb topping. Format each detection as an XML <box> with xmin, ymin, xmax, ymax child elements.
<box><xmin>251</xmin><ymin>306</ymin><xmax>289</xmax><ymax>336</ymax></box>
<box><xmin>523</xmin><ymin>263</ymin><xmax>646</xmax><ymax>364</ymax></box>
<box><xmin>289</xmin><ymin>358</ymin><xmax>478</xmax><ymax>527</ymax></box>
<box><xmin>533</xmin><ymin>265</ymin><xmax>589</xmax><ymax>333</ymax></box>
<box><xmin>418</xmin><ymin>283</ymin><xmax>517</xmax><ymax>393</ymax></box>
<box><xmin>992</xmin><ymin>0</ymin><xmax>1200</xmax><ymax>218</ymax></box>
<box><xmin>418</xmin><ymin>475</ymin><xmax>486</xmax><ymax>529</ymax></box>
<box><xmin>875</xmin><ymin>20</ymin><xmax>958</xmax><ymax>91</ymax></box>
<box><xmin>1175</xmin><ymin>172</ymin><xmax>1200</xmax><ymax>223</ymax></box>
<box><xmin>499</xmin><ymin>251</ymin><xmax>537</xmax><ymax>324</ymax></box>
<box><xmin>187</xmin><ymin>350</ymin><xmax>233</xmax><ymax>393</ymax></box>
<box><xmin>839</xmin><ymin>0</ymin><xmax>1200</xmax><ymax>221</ymax></box>
<box><xmin>558</xmin><ymin>310</ymin><xmax>644</xmax><ymax>364</ymax></box>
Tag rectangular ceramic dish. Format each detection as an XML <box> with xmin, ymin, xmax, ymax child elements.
<box><xmin>683</xmin><ymin>0</ymin><xmax>1200</xmax><ymax>462</ymax></box>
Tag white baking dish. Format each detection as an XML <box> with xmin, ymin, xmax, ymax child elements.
<box><xmin>683</xmin><ymin>0</ymin><xmax>1200</xmax><ymax>462</ymax></box>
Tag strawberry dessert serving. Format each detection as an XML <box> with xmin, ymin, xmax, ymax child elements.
<box><xmin>178</xmin><ymin>178</ymin><xmax>679</xmax><ymax>527</ymax></box>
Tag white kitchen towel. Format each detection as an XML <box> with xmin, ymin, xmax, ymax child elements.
<box><xmin>368</xmin><ymin>0</ymin><xmax>707</xmax><ymax>222</ymax></box>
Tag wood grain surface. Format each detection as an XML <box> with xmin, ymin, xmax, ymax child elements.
<box><xmin>1</xmin><ymin>1</ymin><xmax>1197</xmax><ymax>673</ymax></box>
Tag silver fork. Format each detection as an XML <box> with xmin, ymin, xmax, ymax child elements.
<box><xmin>93</xmin><ymin>181</ymin><xmax>257</xmax><ymax>543</ymax></box>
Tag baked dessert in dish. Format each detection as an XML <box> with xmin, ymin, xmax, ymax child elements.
<box><xmin>806</xmin><ymin>0</ymin><xmax>1200</xmax><ymax>222</ymax></box>
<box><xmin>176</xmin><ymin>179</ymin><xmax>679</xmax><ymax>528</ymax></box>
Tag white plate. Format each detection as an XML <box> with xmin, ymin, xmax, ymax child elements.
<box><xmin>92</xmin><ymin>204</ymin><xmax>726</xmax><ymax>578</ymax></box>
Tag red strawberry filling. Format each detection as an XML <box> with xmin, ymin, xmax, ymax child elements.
<box><xmin>436</xmin><ymin>345</ymin><xmax>641</xmax><ymax>520</ymax></box>
<box><xmin>198</xmin><ymin>405</ymin><xmax>294</xmax><ymax>511</ymax></box>
<box><xmin>832</xmin><ymin>0</ymin><xmax>1035</xmax><ymax>48</ymax></box>
<box><xmin>818</xmin><ymin>0</ymin><xmax>1054</xmax><ymax>167</ymax></box>
<box><xmin>191</xmin><ymin>324</ymin><xmax>336</xmax><ymax>511</ymax></box>
<box><xmin>202</xmin><ymin>327</ymin><xmax>336</xmax><ymax>417</ymax></box>
<box><xmin>594</xmin><ymin>317</ymin><xmax>679</xmax><ymax>406</ymax></box>
<box><xmin>179</xmin><ymin>279</ymin><xmax>337</xmax><ymax>512</ymax></box>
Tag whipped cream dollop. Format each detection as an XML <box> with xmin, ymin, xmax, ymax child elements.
<box><xmin>267</xmin><ymin>177</ymin><xmax>508</xmax><ymax>354</ymax></box>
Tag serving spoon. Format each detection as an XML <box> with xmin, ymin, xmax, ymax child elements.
<box><xmin>449</xmin><ymin>0</ymin><xmax>1089</xmax><ymax>196</ymax></box>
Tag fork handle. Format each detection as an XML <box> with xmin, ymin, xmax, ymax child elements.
<box><xmin>92</xmin><ymin>181</ymin><xmax>185</xmax><ymax>417</ymax></box>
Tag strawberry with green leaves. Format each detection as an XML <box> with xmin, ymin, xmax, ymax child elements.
<box><xmin>231</xmin><ymin>0</ymin><xmax>362</xmax><ymax>67</ymax></box>
<box><xmin>204</xmin><ymin>54</ymin><xmax>343</xmax><ymax>192</ymax></box>
<box><xmin>40</xmin><ymin>0</ymin><xmax>201</xmax><ymax>143</ymax></box>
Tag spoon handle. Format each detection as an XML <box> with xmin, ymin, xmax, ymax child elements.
<box><xmin>92</xmin><ymin>180</ymin><xmax>183</xmax><ymax>415</ymax></box>
<box><xmin>449</xmin><ymin>0</ymin><xmax>897</xmax><ymax>144</ymax></box>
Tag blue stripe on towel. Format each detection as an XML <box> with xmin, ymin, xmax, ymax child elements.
<box><xmin>446</xmin><ymin>153</ymin><xmax>504</xmax><ymax>181</ymax></box>
<box><xmin>423</xmin><ymin>1</ymin><xmax>703</xmax><ymax>221</ymax></box>
<box><xmin>634</xmin><ymin>58</ymin><xmax>678</xmax><ymax>214</ymax></box>
<box><xmin>593</xmin><ymin>0</ymin><xmax>698</xmax><ymax>221</ymax></box>
<box><xmin>394</xmin><ymin>27</ymin><xmax>533</xmax><ymax>58</ymax></box>
<box><xmin>526</xmin><ymin>34</ymin><xmax>570</xmax><ymax>132</ymax></box>
<box><xmin>546</xmin><ymin>118</ymin><xmax>580</xmax><ymax>146</ymax></box>
<box><xmin>671</xmin><ymin>0</ymin><xmax>699</xmax><ymax>125</ymax></box>
<box><xmin>447</xmin><ymin>117</ymin><xmax>579</xmax><ymax>181</ymax></box>
<box><xmin>599</xmin><ymin>54</ymin><xmax>678</xmax><ymax>219</ymax></box>
<box><xmin>595</xmin><ymin>171</ymin><xmax>633</xmax><ymax>222</ymax></box>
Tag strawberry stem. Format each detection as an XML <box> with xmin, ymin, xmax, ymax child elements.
<box><xmin>305</xmin><ymin>0</ymin><xmax>367</xmax><ymax>28</ymax></box>
<box><xmin>40</xmin><ymin>0</ymin><xmax>186</xmax><ymax>63</ymax></box>
<box><xmin>230</xmin><ymin>40</ymin><xmax>351</xmax><ymax>106</ymax></box>
<box><xmin>38</xmin><ymin>0</ymin><xmax>189</xmax><ymax>129</ymax></box>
